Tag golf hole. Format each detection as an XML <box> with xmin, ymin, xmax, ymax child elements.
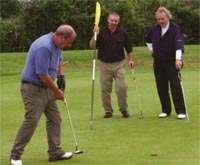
<box><xmin>150</xmin><ymin>154</ymin><xmax>158</xmax><ymax>156</ymax></box>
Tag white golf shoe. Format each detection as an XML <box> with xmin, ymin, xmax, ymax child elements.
<box><xmin>10</xmin><ymin>159</ymin><xmax>22</xmax><ymax>165</ymax></box>
<box><xmin>60</xmin><ymin>152</ymin><xmax>73</xmax><ymax>159</ymax></box>
<box><xmin>177</xmin><ymin>114</ymin><xmax>186</xmax><ymax>119</ymax></box>
<box><xmin>49</xmin><ymin>152</ymin><xmax>73</xmax><ymax>162</ymax></box>
<box><xmin>158</xmin><ymin>113</ymin><xmax>168</xmax><ymax>118</ymax></box>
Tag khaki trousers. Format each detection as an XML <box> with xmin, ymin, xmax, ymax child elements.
<box><xmin>11</xmin><ymin>83</ymin><xmax>65</xmax><ymax>160</ymax></box>
<box><xmin>99</xmin><ymin>60</ymin><xmax>128</xmax><ymax>113</ymax></box>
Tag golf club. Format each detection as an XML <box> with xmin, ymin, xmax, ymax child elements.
<box><xmin>131</xmin><ymin>69</ymin><xmax>143</xmax><ymax>119</ymax></box>
<box><xmin>178</xmin><ymin>70</ymin><xmax>189</xmax><ymax>123</ymax></box>
<box><xmin>63</xmin><ymin>98</ymin><xmax>83</xmax><ymax>154</ymax></box>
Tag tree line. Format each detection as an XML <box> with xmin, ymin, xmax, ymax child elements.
<box><xmin>1</xmin><ymin>0</ymin><xmax>199</xmax><ymax>52</ymax></box>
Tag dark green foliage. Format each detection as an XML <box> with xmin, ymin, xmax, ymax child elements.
<box><xmin>1</xmin><ymin>0</ymin><xmax>21</xmax><ymax>18</ymax></box>
<box><xmin>0</xmin><ymin>0</ymin><xmax>199</xmax><ymax>52</ymax></box>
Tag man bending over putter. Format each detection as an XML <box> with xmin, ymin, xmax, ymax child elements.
<box><xmin>145</xmin><ymin>7</ymin><xmax>186</xmax><ymax>119</ymax></box>
<box><xmin>89</xmin><ymin>12</ymin><xmax>135</xmax><ymax>118</ymax></box>
<box><xmin>10</xmin><ymin>24</ymin><xmax>76</xmax><ymax>165</ymax></box>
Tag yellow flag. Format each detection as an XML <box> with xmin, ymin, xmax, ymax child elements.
<box><xmin>94</xmin><ymin>1</ymin><xmax>101</xmax><ymax>27</ymax></box>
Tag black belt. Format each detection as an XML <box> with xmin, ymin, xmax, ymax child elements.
<box><xmin>22</xmin><ymin>80</ymin><xmax>47</xmax><ymax>88</ymax></box>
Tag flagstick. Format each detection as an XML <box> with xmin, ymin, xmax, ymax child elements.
<box><xmin>90</xmin><ymin>1</ymin><xmax>101</xmax><ymax>130</ymax></box>
<box><xmin>90</xmin><ymin>31</ymin><xmax>97</xmax><ymax>130</ymax></box>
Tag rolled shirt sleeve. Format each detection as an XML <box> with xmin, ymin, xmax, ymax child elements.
<box><xmin>176</xmin><ymin>49</ymin><xmax>182</xmax><ymax>60</ymax></box>
<box><xmin>146</xmin><ymin>43</ymin><xmax>153</xmax><ymax>51</ymax></box>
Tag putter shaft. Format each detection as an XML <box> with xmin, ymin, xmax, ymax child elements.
<box><xmin>131</xmin><ymin>69</ymin><xmax>143</xmax><ymax>119</ymax></box>
<box><xmin>64</xmin><ymin>98</ymin><xmax>81</xmax><ymax>152</ymax></box>
<box><xmin>178</xmin><ymin>71</ymin><xmax>189</xmax><ymax>123</ymax></box>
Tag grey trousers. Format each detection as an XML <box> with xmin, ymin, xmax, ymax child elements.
<box><xmin>11</xmin><ymin>83</ymin><xmax>65</xmax><ymax>160</ymax></box>
<box><xmin>99</xmin><ymin>60</ymin><xmax>128</xmax><ymax>113</ymax></box>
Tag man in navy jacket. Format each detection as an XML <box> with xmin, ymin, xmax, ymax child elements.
<box><xmin>145</xmin><ymin>7</ymin><xmax>186</xmax><ymax>119</ymax></box>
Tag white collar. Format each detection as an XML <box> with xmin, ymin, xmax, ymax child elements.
<box><xmin>162</xmin><ymin>21</ymin><xmax>170</xmax><ymax>30</ymax></box>
<box><xmin>161</xmin><ymin>21</ymin><xmax>170</xmax><ymax>36</ymax></box>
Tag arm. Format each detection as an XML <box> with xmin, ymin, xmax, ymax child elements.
<box><xmin>35</xmin><ymin>48</ymin><xmax>64</xmax><ymax>99</ymax></box>
<box><xmin>57</xmin><ymin>61</ymin><xmax>64</xmax><ymax>75</ymax></box>
<box><xmin>57</xmin><ymin>61</ymin><xmax>66</xmax><ymax>92</ymax></box>
<box><xmin>39</xmin><ymin>74</ymin><xmax>64</xmax><ymax>100</ymax></box>
<box><xmin>89</xmin><ymin>36</ymin><xmax>95</xmax><ymax>49</ymax></box>
<box><xmin>145</xmin><ymin>27</ymin><xmax>154</xmax><ymax>54</ymax></box>
<box><xmin>128</xmin><ymin>52</ymin><xmax>135</xmax><ymax>69</ymax></box>
<box><xmin>146</xmin><ymin>43</ymin><xmax>153</xmax><ymax>53</ymax></box>
<box><xmin>124</xmin><ymin>31</ymin><xmax>135</xmax><ymax>69</ymax></box>
<box><xmin>175</xmin><ymin>50</ymin><xmax>183</xmax><ymax>69</ymax></box>
<box><xmin>175</xmin><ymin>26</ymin><xmax>184</xmax><ymax>70</ymax></box>
<box><xmin>89</xmin><ymin>26</ymin><xmax>99</xmax><ymax>49</ymax></box>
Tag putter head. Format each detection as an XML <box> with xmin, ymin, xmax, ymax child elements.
<box><xmin>74</xmin><ymin>150</ymin><xmax>83</xmax><ymax>154</ymax></box>
<box><xmin>138</xmin><ymin>114</ymin><xmax>143</xmax><ymax>119</ymax></box>
<box><xmin>90</xmin><ymin>121</ymin><xmax>93</xmax><ymax>130</ymax></box>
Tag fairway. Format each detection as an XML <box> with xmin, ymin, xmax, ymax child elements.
<box><xmin>0</xmin><ymin>46</ymin><xmax>199</xmax><ymax>165</ymax></box>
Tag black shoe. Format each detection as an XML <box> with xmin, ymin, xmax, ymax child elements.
<box><xmin>121</xmin><ymin>110</ymin><xmax>130</xmax><ymax>118</ymax></box>
<box><xmin>104</xmin><ymin>112</ymin><xmax>112</xmax><ymax>118</ymax></box>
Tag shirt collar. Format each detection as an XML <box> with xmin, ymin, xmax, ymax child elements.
<box><xmin>107</xmin><ymin>27</ymin><xmax>118</xmax><ymax>34</ymax></box>
<box><xmin>162</xmin><ymin>21</ymin><xmax>170</xmax><ymax>30</ymax></box>
<box><xmin>161</xmin><ymin>21</ymin><xmax>170</xmax><ymax>37</ymax></box>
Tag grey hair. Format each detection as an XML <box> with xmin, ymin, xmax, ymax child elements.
<box><xmin>108</xmin><ymin>11</ymin><xmax>120</xmax><ymax>20</ymax></box>
<box><xmin>55</xmin><ymin>25</ymin><xmax>74</xmax><ymax>39</ymax></box>
<box><xmin>155</xmin><ymin>7</ymin><xmax>172</xmax><ymax>19</ymax></box>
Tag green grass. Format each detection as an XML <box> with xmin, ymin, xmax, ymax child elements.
<box><xmin>0</xmin><ymin>45</ymin><xmax>200</xmax><ymax>165</ymax></box>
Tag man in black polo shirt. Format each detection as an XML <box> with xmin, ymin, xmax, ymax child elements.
<box><xmin>145</xmin><ymin>7</ymin><xmax>186</xmax><ymax>119</ymax></box>
<box><xmin>89</xmin><ymin>12</ymin><xmax>135</xmax><ymax>118</ymax></box>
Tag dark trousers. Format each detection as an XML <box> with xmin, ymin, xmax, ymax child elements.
<box><xmin>153</xmin><ymin>60</ymin><xmax>186</xmax><ymax>115</ymax></box>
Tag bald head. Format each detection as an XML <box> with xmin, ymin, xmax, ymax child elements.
<box><xmin>53</xmin><ymin>24</ymin><xmax>76</xmax><ymax>49</ymax></box>
<box><xmin>55</xmin><ymin>25</ymin><xmax>76</xmax><ymax>39</ymax></box>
